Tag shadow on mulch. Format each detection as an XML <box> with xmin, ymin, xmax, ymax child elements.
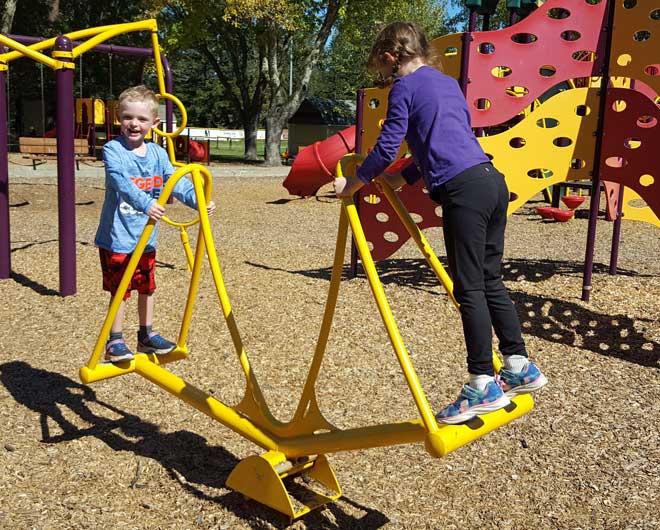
<box><xmin>0</xmin><ymin>361</ymin><xmax>389</xmax><ymax>529</ymax></box>
<box><xmin>8</xmin><ymin>239</ymin><xmax>178</xmax><ymax>296</ymax></box>
<box><xmin>267</xmin><ymin>193</ymin><xmax>336</xmax><ymax>206</ymax></box>
<box><xmin>247</xmin><ymin>256</ymin><xmax>647</xmax><ymax>295</ymax></box>
<box><xmin>247</xmin><ymin>258</ymin><xmax>658</xmax><ymax>368</ymax></box>
<box><xmin>508</xmin><ymin>289</ymin><xmax>659</xmax><ymax>368</ymax></box>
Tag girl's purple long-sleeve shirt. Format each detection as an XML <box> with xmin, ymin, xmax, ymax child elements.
<box><xmin>356</xmin><ymin>66</ymin><xmax>489</xmax><ymax>190</ymax></box>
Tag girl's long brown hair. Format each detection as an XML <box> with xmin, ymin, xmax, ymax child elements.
<box><xmin>367</xmin><ymin>21</ymin><xmax>437</xmax><ymax>86</ymax></box>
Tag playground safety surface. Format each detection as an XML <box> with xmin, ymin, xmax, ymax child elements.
<box><xmin>1</xmin><ymin>173</ymin><xmax>658</xmax><ymax>529</ymax></box>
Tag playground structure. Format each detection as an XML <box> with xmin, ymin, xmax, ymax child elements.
<box><xmin>2</xmin><ymin>3</ymin><xmax>657</xmax><ymax>522</ymax></box>
<box><xmin>285</xmin><ymin>0</ymin><xmax>660</xmax><ymax>301</ymax></box>
<box><xmin>0</xmin><ymin>27</ymin><xmax>183</xmax><ymax>296</ymax></box>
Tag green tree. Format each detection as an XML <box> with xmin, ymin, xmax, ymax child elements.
<box><xmin>8</xmin><ymin>0</ymin><xmax>156</xmax><ymax>99</ymax></box>
<box><xmin>253</xmin><ymin>0</ymin><xmax>344</xmax><ymax>165</ymax></box>
<box><xmin>152</xmin><ymin>0</ymin><xmax>271</xmax><ymax>160</ymax></box>
<box><xmin>310</xmin><ymin>0</ymin><xmax>450</xmax><ymax>101</ymax></box>
<box><xmin>4</xmin><ymin>0</ymin><xmax>154</xmax><ymax>140</ymax></box>
<box><xmin>443</xmin><ymin>0</ymin><xmax>516</xmax><ymax>32</ymax></box>
<box><xmin>150</xmin><ymin>0</ymin><xmax>344</xmax><ymax>164</ymax></box>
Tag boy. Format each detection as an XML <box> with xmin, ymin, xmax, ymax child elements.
<box><xmin>95</xmin><ymin>85</ymin><xmax>216</xmax><ymax>363</ymax></box>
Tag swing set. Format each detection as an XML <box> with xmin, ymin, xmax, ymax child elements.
<box><xmin>0</xmin><ymin>21</ymin><xmax>181</xmax><ymax>295</ymax></box>
<box><xmin>79</xmin><ymin>150</ymin><xmax>535</xmax><ymax>520</ymax></box>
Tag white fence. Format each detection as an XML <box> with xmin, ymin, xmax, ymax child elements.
<box><xmin>183</xmin><ymin>128</ymin><xmax>288</xmax><ymax>141</ymax></box>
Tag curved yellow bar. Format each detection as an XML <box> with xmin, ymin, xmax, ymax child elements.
<box><xmin>0</xmin><ymin>21</ymin><xmax>157</xmax><ymax>64</ymax></box>
<box><xmin>71</xmin><ymin>20</ymin><xmax>158</xmax><ymax>59</ymax></box>
<box><xmin>336</xmin><ymin>154</ymin><xmax>502</xmax><ymax>373</ymax></box>
<box><xmin>152</xmin><ymin>93</ymin><xmax>188</xmax><ymax>138</ymax></box>
<box><xmin>81</xmin><ymin>163</ymin><xmax>212</xmax><ymax>374</ymax></box>
<box><xmin>335</xmin><ymin>156</ymin><xmax>440</xmax><ymax>436</ymax></box>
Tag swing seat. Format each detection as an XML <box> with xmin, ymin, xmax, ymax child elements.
<box><xmin>425</xmin><ymin>393</ymin><xmax>534</xmax><ymax>458</ymax></box>
<box><xmin>226</xmin><ymin>451</ymin><xmax>341</xmax><ymax>522</ymax></box>
<box><xmin>79</xmin><ymin>347</ymin><xmax>188</xmax><ymax>384</ymax></box>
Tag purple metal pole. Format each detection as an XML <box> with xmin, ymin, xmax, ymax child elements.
<box><xmin>581</xmin><ymin>0</ymin><xmax>616</xmax><ymax>302</ymax></box>
<box><xmin>90</xmin><ymin>98</ymin><xmax>97</xmax><ymax>157</ymax></box>
<box><xmin>0</xmin><ymin>49</ymin><xmax>10</xmax><ymax>279</ymax></box>
<box><xmin>162</xmin><ymin>54</ymin><xmax>173</xmax><ymax>133</ymax></box>
<box><xmin>608</xmin><ymin>183</ymin><xmax>624</xmax><ymax>275</ymax></box>
<box><xmin>162</xmin><ymin>54</ymin><xmax>174</xmax><ymax>204</ymax></box>
<box><xmin>54</xmin><ymin>36</ymin><xmax>77</xmax><ymax>296</ymax></box>
<box><xmin>459</xmin><ymin>10</ymin><xmax>477</xmax><ymax>96</ymax></box>
<box><xmin>348</xmin><ymin>89</ymin><xmax>365</xmax><ymax>280</ymax></box>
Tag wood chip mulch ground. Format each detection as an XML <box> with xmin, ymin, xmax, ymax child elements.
<box><xmin>1</xmin><ymin>169</ymin><xmax>658</xmax><ymax>530</ymax></box>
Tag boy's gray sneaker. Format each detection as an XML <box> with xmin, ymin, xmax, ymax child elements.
<box><xmin>137</xmin><ymin>332</ymin><xmax>176</xmax><ymax>355</ymax></box>
<box><xmin>105</xmin><ymin>339</ymin><xmax>135</xmax><ymax>363</ymax></box>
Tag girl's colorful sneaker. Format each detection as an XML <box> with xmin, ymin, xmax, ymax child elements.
<box><xmin>104</xmin><ymin>339</ymin><xmax>135</xmax><ymax>363</ymax></box>
<box><xmin>137</xmin><ymin>332</ymin><xmax>176</xmax><ymax>355</ymax></box>
<box><xmin>498</xmin><ymin>362</ymin><xmax>548</xmax><ymax>396</ymax></box>
<box><xmin>436</xmin><ymin>381</ymin><xmax>511</xmax><ymax>424</ymax></box>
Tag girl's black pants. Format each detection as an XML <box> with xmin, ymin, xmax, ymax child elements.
<box><xmin>430</xmin><ymin>162</ymin><xmax>528</xmax><ymax>376</ymax></box>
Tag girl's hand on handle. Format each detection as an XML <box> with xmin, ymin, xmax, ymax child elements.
<box><xmin>206</xmin><ymin>201</ymin><xmax>216</xmax><ymax>217</ymax></box>
<box><xmin>146</xmin><ymin>201</ymin><xmax>166</xmax><ymax>221</ymax></box>
<box><xmin>334</xmin><ymin>175</ymin><xmax>364</xmax><ymax>198</ymax></box>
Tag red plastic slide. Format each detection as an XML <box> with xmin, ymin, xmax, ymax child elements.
<box><xmin>283</xmin><ymin>126</ymin><xmax>356</xmax><ymax>197</ymax></box>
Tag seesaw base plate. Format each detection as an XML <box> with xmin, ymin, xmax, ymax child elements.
<box><xmin>226</xmin><ymin>451</ymin><xmax>341</xmax><ymax>521</ymax></box>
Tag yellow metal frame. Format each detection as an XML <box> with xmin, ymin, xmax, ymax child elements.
<box><xmin>80</xmin><ymin>153</ymin><xmax>533</xmax><ymax>519</ymax></box>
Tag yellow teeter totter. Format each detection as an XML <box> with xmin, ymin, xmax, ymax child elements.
<box><xmin>80</xmin><ymin>154</ymin><xmax>534</xmax><ymax>521</ymax></box>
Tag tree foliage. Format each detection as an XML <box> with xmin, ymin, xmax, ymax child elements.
<box><xmin>3</xmin><ymin>0</ymin><xmax>155</xmax><ymax>138</ymax></box>
<box><xmin>150</xmin><ymin>0</ymin><xmax>344</xmax><ymax>163</ymax></box>
<box><xmin>4</xmin><ymin>0</ymin><xmax>520</xmax><ymax>160</ymax></box>
<box><xmin>310</xmin><ymin>0</ymin><xmax>451</xmax><ymax>101</ymax></box>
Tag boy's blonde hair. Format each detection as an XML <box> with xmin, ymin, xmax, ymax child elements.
<box><xmin>368</xmin><ymin>21</ymin><xmax>437</xmax><ymax>84</ymax></box>
<box><xmin>117</xmin><ymin>85</ymin><xmax>160</xmax><ymax>117</ymax></box>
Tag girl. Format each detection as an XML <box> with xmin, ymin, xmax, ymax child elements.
<box><xmin>334</xmin><ymin>21</ymin><xmax>547</xmax><ymax>424</ymax></box>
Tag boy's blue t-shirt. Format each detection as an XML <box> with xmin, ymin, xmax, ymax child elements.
<box><xmin>356</xmin><ymin>66</ymin><xmax>489</xmax><ymax>190</ymax></box>
<box><xmin>95</xmin><ymin>136</ymin><xmax>198</xmax><ymax>254</ymax></box>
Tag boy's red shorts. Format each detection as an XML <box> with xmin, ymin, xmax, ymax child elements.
<box><xmin>99</xmin><ymin>248</ymin><xmax>156</xmax><ymax>300</ymax></box>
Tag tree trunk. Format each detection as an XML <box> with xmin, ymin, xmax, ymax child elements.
<box><xmin>241</xmin><ymin>105</ymin><xmax>260</xmax><ymax>160</ymax></box>
<box><xmin>1</xmin><ymin>0</ymin><xmax>18</xmax><ymax>33</ymax></box>
<box><xmin>243</xmin><ymin>120</ymin><xmax>259</xmax><ymax>161</ymax></box>
<box><xmin>261</xmin><ymin>1</ymin><xmax>342</xmax><ymax>166</ymax></box>
<box><xmin>264</xmin><ymin>114</ymin><xmax>284</xmax><ymax>166</ymax></box>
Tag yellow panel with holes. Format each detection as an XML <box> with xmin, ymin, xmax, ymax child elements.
<box><xmin>478</xmin><ymin>87</ymin><xmax>601</xmax><ymax>215</ymax></box>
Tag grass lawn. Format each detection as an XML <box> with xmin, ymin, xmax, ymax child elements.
<box><xmin>206</xmin><ymin>139</ymin><xmax>288</xmax><ymax>162</ymax></box>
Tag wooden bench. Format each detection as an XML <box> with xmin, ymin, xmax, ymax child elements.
<box><xmin>19</xmin><ymin>137</ymin><xmax>97</xmax><ymax>170</ymax></box>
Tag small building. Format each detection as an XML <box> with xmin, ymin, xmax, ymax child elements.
<box><xmin>287</xmin><ymin>97</ymin><xmax>356</xmax><ymax>157</ymax></box>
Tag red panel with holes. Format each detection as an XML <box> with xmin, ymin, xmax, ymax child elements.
<box><xmin>466</xmin><ymin>0</ymin><xmax>608</xmax><ymax>128</ymax></box>
<box><xmin>358</xmin><ymin>180</ymin><xmax>443</xmax><ymax>262</ymax></box>
<box><xmin>599</xmin><ymin>87</ymin><xmax>660</xmax><ymax>218</ymax></box>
